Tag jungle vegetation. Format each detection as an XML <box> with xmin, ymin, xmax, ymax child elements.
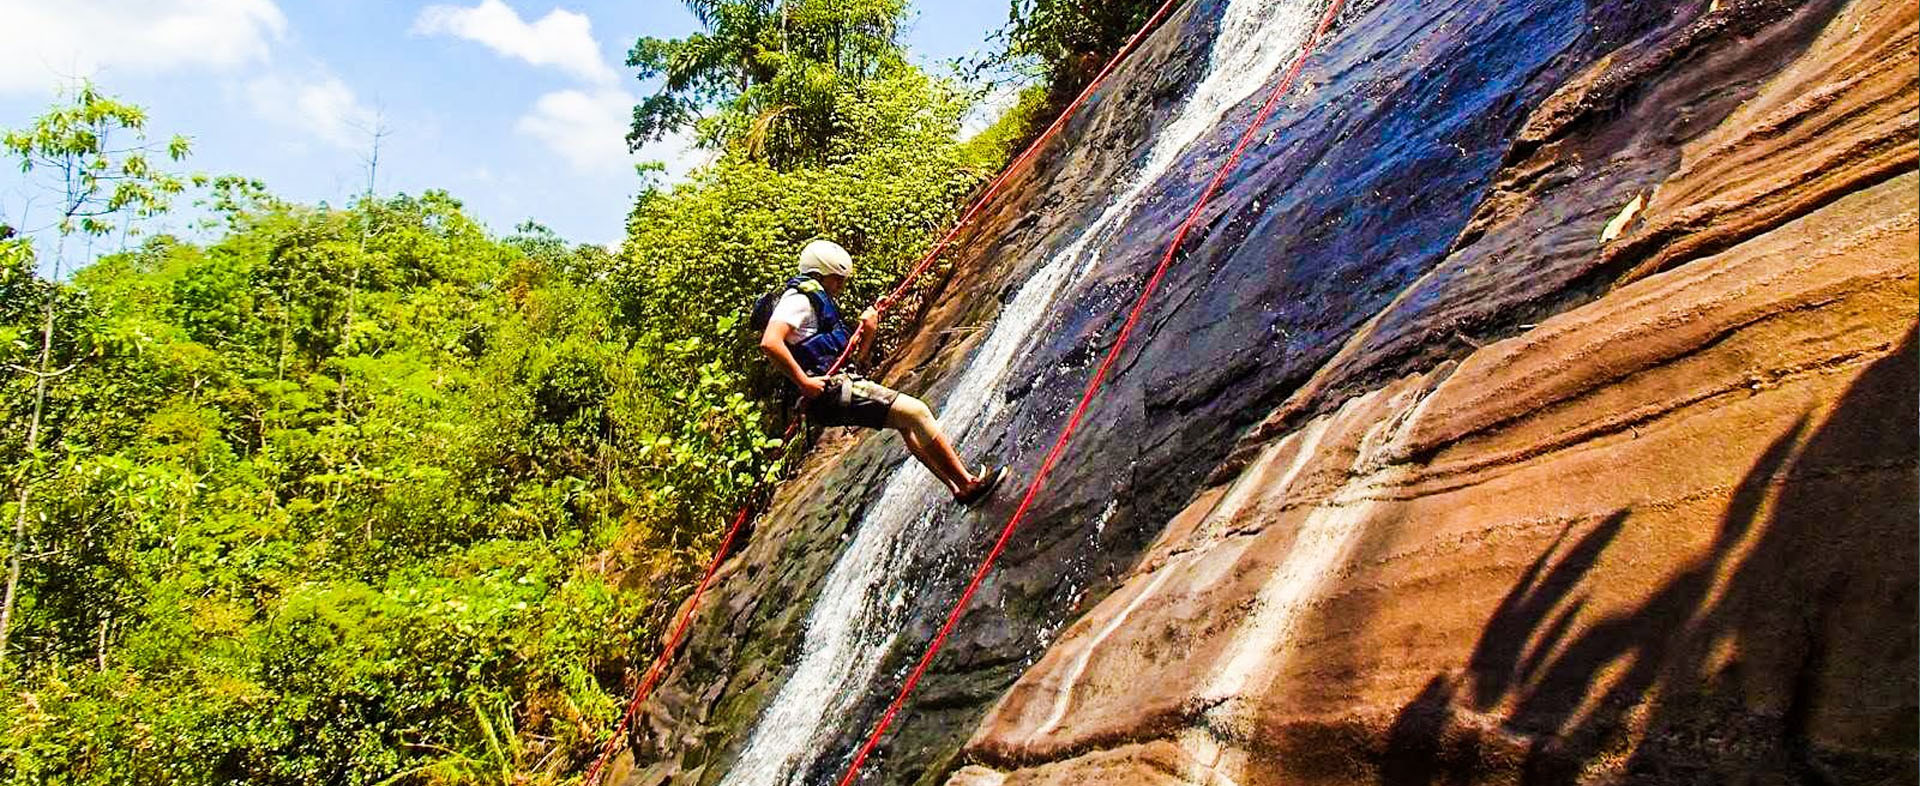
<box><xmin>0</xmin><ymin>1</ymin><xmax>1159</xmax><ymax>783</ymax></box>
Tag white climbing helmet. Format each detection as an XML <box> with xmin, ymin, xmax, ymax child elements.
<box><xmin>798</xmin><ymin>239</ymin><xmax>854</xmax><ymax>279</ymax></box>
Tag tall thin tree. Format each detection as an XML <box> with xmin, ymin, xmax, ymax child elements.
<box><xmin>338</xmin><ymin>113</ymin><xmax>388</xmax><ymax>415</ymax></box>
<box><xmin>0</xmin><ymin>83</ymin><xmax>188</xmax><ymax>665</ymax></box>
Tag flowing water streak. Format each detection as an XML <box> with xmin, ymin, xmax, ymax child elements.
<box><xmin>721</xmin><ymin>2</ymin><xmax>1321</xmax><ymax>782</ymax></box>
<box><xmin>1175</xmin><ymin>387</ymin><xmax>1436</xmax><ymax>786</ymax></box>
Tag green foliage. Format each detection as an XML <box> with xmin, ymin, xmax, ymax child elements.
<box><xmin>0</xmin><ymin>238</ymin><xmax>45</xmax><ymax>368</ymax></box>
<box><xmin>996</xmin><ymin>0</ymin><xmax>1164</xmax><ymax>90</ymax></box>
<box><xmin>956</xmin><ymin>84</ymin><xmax>1052</xmax><ymax>170</ymax></box>
<box><xmin>0</xmin><ymin>192</ymin><xmax>715</xmax><ymax>785</ymax></box>
<box><xmin>1</xmin><ymin>81</ymin><xmax>191</xmax><ymax>240</ymax></box>
<box><xmin>628</xmin><ymin>0</ymin><xmax>910</xmax><ymax>167</ymax></box>
<box><xmin>2</xmin><ymin>83</ymin><xmax>201</xmax><ymax>699</ymax></box>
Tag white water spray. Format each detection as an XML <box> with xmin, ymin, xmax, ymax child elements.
<box><xmin>722</xmin><ymin>1</ymin><xmax>1322</xmax><ymax>782</ymax></box>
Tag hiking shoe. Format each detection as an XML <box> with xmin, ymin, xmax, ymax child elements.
<box><xmin>955</xmin><ymin>465</ymin><xmax>1007</xmax><ymax>507</ymax></box>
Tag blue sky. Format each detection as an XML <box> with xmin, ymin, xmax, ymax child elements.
<box><xmin>0</xmin><ymin>1</ymin><xmax>1009</xmax><ymax>256</ymax></box>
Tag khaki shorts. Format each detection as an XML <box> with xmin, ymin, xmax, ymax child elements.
<box><xmin>807</xmin><ymin>374</ymin><xmax>899</xmax><ymax>429</ymax></box>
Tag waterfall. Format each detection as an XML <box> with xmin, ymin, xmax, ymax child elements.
<box><xmin>720</xmin><ymin>1</ymin><xmax>1323</xmax><ymax>782</ymax></box>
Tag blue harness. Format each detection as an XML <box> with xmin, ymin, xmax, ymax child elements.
<box><xmin>782</xmin><ymin>276</ymin><xmax>854</xmax><ymax>376</ymax></box>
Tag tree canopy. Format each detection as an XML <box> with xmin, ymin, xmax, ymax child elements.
<box><xmin>628</xmin><ymin>0</ymin><xmax>911</xmax><ymax>167</ymax></box>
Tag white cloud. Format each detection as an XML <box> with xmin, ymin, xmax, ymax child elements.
<box><xmin>516</xmin><ymin>87</ymin><xmax>702</xmax><ymax>178</ymax></box>
<box><xmin>243</xmin><ymin>71</ymin><xmax>379</xmax><ymax>152</ymax></box>
<box><xmin>416</xmin><ymin>2</ymin><xmax>700</xmax><ymax>179</ymax></box>
<box><xmin>0</xmin><ymin>0</ymin><xmax>381</xmax><ymax>156</ymax></box>
<box><xmin>413</xmin><ymin>0</ymin><xmax>617</xmax><ymax>85</ymax></box>
<box><xmin>515</xmin><ymin>87</ymin><xmax>636</xmax><ymax>172</ymax></box>
<box><xmin>0</xmin><ymin>0</ymin><xmax>286</xmax><ymax>93</ymax></box>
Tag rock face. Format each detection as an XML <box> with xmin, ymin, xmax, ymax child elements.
<box><xmin>619</xmin><ymin>0</ymin><xmax>1917</xmax><ymax>783</ymax></box>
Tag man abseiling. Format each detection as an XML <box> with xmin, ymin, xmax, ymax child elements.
<box><xmin>756</xmin><ymin>239</ymin><xmax>1006</xmax><ymax>505</ymax></box>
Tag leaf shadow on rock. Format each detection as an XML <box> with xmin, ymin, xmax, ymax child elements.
<box><xmin>1380</xmin><ymin>326</ymin><xmax>1919</xmax><ymax>785</ymax></box>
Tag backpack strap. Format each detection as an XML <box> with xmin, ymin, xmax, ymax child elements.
<box><xmin>790</xmin><ymin>276</ymin><xmax>845</xmax><ymax>332</ymax></box>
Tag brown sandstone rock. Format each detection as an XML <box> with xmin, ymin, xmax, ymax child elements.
<box><xmin>954</xmin><ymin>156</ymin><xmax>1916</xmax><ymax>786</ymax></box>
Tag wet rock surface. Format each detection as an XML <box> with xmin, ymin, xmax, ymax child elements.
<box><xmin>963</xmin><ymin>171</ymin><xmax>1917</xmax><ymax>784</ymax></box>
<box><xmin>619</xmin><ymin>0</ymin><xmax>1918</xmax><ymax>783</ymax></box>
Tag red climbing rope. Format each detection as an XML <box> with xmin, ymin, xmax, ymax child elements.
<box><xmin>580</xmin><ymin>505</ymin><xmax>753</xmax><ymax>786</ymax></box>
<box><xmin>833</xmin><ymin>0</ymin><xmax>1353</xmax><ymax>783</ymax></box>
<box><xmin>579</xmin><ymin>2</ymin><xmax>1184</xmax><ymax>782</ymax></box>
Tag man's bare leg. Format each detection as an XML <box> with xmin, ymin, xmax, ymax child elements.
<box><xmin>899</xmin><ymin>428</ymin><xmax>964</xmax><ymax>496</ymax></box>
<box><xmin>887</xmin><ymin>395</ymin><xmax>976</xmax><ymax>493</ymax></box>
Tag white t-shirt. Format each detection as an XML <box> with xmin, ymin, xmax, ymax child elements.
<box><xmin>770</xmin><ymin>291</ymin><xmax>818</xmax><ymax>344</ymax></box>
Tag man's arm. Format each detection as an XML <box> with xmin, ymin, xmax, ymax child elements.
<box><xmin>852</xmin><ymin>307</ymin><xmax>881</xmax><ymax>364</ymax></box>
<box><xmin>760</xmin><ymin>320</ymin><xmax>827</xmax><ymax>398</ymax></box>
